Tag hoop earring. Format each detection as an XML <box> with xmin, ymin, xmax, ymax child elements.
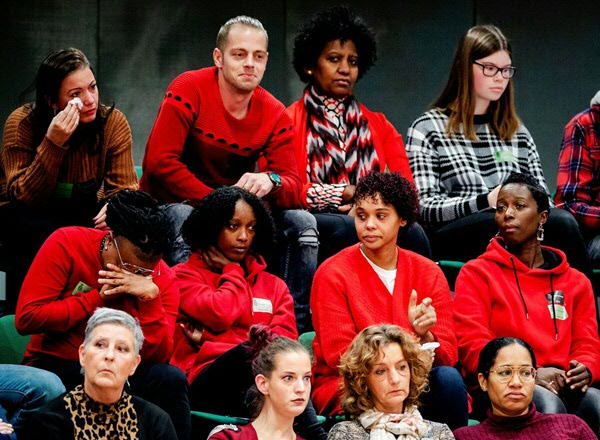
<box><xmin>537</xmin><ymin>223</ymin><xmax>545</xmax><ymax>241</ymax></box>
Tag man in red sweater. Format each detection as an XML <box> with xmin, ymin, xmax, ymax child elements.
<box><xmin>140</xmin><ymin>15</ymin><xmax>317</xmax><ymax>332</ymax></box>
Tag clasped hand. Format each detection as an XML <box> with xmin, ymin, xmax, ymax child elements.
<box><xmin>98</xmin><ymin>263</ymin><xmax>159</xmax><ymax>300</ymax></box>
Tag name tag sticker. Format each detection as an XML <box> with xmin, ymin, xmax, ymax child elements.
<box><xmin>494</xmin><ymin>150</ymin><xmax>516</xmax><ymax>164</ymax></box>
<box><xmin>253</xmin><ymin>298</ymin><xmax>273</xmax><ymax>314</ymax></box>
<box><xmin>548</xmin><ymin>304</ymin><xmax>569</xmax><ymax>320</ymax></box>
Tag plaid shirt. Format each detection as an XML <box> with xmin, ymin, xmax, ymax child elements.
<box><xmin>555</xmin><ymin>104</ymin><xmax>600</xmax><ymax>233</ymax></box>
<box><xmin>406</xmin><ymin>109</ymin><xmax>549</xmax><ymax>227</ymax></box>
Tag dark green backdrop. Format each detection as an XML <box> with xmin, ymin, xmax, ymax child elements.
<box><xmin>2</xmin><ymin>1</ymin><xmax>599</xmax><ymax>191</ymax></box>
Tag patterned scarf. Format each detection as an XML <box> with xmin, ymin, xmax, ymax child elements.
<box><xmin>304</xmin><ymin>86</ymin><xmax>379</xmax><ymax>185</ymax></box>
<box><xmin>65</xmin><ymin>385</ymin><xmax>139</xmax><ymax>439</ymax></box>
<box><xmin>358</xmin><ymin>406</ymin><xmax>429</xmax><ymax>440</ymax></box>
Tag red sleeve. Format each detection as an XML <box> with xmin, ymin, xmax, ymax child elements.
<box><xmin>453</xmin><ymin>262</ymin><xmax>496</xmax><ymax>377</ymax></box>
<box><xmin>176</xmin><ymin>262</ymin><xmax>252</xmax><ymax>333</ymax></box>
<box><xmin>142</xmin><ymin>94</ymin><xmax>215</xmax><ymax>202</ymax></box>
<box><xmin>135</xmin><ymin>262</ymin><xmax>180</xmax><ymax>363</ymax></box>
<box><xmin>257</xmin><ymin>109</ymin><xmax>302</xmax><ymax>209</ymax></box>
<box><xmin>423</xmin><ymin>265</ymin><xmax>457</xmax><ymax>367</ymax></box>
<box><xmin>15</xmin><ymin>231</ymin><xmax>105</xmax><ymax>334</ymax></box>
<box><xmin>310</xmin><ymin>261</ymin><xmax>358</xmax><ymax>370</ymax></box>
<box><xmin>375</xmin><ymin>114</ymin><xmax>415</xmax><ymax>184</ymax></box>
<box><xmin>568</xmin><ymin>276</ymin><xmax>600</xmax><ymax>381</ymax></box>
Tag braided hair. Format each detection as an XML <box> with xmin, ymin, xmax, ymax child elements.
<box><xmin>105</xmin><ymin>189</ymin><xmax>171</xmax><ymax>260</ymax></box>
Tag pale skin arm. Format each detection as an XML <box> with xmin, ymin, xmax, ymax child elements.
<box><xmin>93</xmin><ymin>203</ymin><xmax>108</xmax><ymax>230</ymax></box>
<box><xmin>234</xmin><ymin>172</ymin><xmax>275</xmax><ymax>198</ymax></box>
<box><xmin>407</xmin><ymin>289</ymin><xmax>436</xmax><ymax>343</ymax></box>
<box><xmin>487</xmin><ymin>185</ymin><xmax>501</xmax><ymax>208</ymax></box>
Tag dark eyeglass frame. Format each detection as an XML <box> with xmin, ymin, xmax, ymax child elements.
<box><xmin>473</xmin><ymin>61</ymin><xmax>516</xmax><ymax>79</ymax></box>
<box><xmin>112</xmin><ymin>234</ymin><xmax>159</xmax><ymax>279</ymax></box>
<box><xmin>489</xmin><ymin>365</ymin><xmax>537</xmax><ymax>383</ymax></box>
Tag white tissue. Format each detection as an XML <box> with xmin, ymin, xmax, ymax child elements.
<box><xmin>68</xmin><ymin>97</ymin><xmax>83</xmax><ymax>109</ymax></box>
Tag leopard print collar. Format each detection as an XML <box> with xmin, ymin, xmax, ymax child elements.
<box><xmin>65</xmin><ymin>385</ymin><xmax>139</xmax><ymax>439</ymax></box>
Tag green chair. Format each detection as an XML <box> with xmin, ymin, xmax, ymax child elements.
<box><xmin>134</xmin><ymin>165</ymin><xmax>143</xmax><ymax>180</ymax></box>
<box><xmin>191</xmin><ymin>411</ymin><xmax>249</xmax><ymax>425</ymax></box>
<box><xmin>0</xmin><ymin>314</ymin><xmax>31</xmax><ymax>364</ymax></box>
<box><xmin>298</xmin><ymin>331</ymin><xmax>315</xmax><ymax>357</ymax></box>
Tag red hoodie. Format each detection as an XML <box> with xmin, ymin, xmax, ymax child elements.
<box><xmin>454</xmin><ymin>237</ymin><xmax>600</xmax><ymax>383</ymax></box>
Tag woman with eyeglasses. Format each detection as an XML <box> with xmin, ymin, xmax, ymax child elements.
<box><xmin>454</xmin><ymin>337</ymin><xmax>595</xmax><ymax>439</ymax></box>
<box><xmin>14</xmin><ymin>189</ymin><xmax>192</xmax><ymax>440</ymax></box>
<box><xmin>406</xmin><ymin>25</ymin><xmax>591</xmax><ymax>277</ymax></box>
<box><xmin>453</xmin><ymin>173</ymin><xmax>600</xmax><ymax>435</ymax></box>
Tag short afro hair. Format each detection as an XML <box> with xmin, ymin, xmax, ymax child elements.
<box><xmin>354</xmin><ymin>171</ymin><xmax>419</xmax><ymax>233</ymax></box>
<box><xmin>292</xmin><ymin>5</ymin><xmax>377</xmax><ymax>83</ymax></box>
<box><xmin>500</xmin><ymin>172</ymin><xmax>550</xmax><ymax>213</ymax></box>
<box><xmin>182</xmin><ymin>186</ymin><xmax>275</xmax><ymax>258</ymax></box>
<box><xmin>105</xmin><ymin>189</ymin><xmax>171</xmax><ymax>261</ymax></box>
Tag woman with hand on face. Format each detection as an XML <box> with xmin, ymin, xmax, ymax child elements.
<box><xmin>22</xmin><ymin>308</ymin><xmax>177</xmax><ymax>440</ymax></box>
<box><xmin>310</xmin><ymin>171</ymin><xmax>467</xmax><ymax>430</ymax></box>
<box><xmin>454</xmin><ymin>173</ymin><xmax>600</xmax><ymax>435</ymax></box>
<box><xmin>209</xmin><ymin>328</ymin><xmax>312</xmax><ymax>440</ymax></box>
<box><xmin>406</xmin><ymin>25</ymin><xmax>590</xmax><ymax>276</ymax></box>
<box><xmin>14</xmin><ymin>189</ymin><xmax>190</xmax><ymax>440</ymax></box>
<box><xmin>328</xmin><ymin>324</ymin><xmax>454</xmax><ymax>440</ymax></box>
<box><xmin>0</xmin><ymin>47</ymin><xmax>137</xmax><ymax>312</ymax></box>
<box><xmin>171</xmin><ymin>187</ymin><xmax>325</xmax><ymax>439</ymax></box>
<box><xmin>454</xmin><ymin>337</ymin><xmax>596</xmax><ymax>439</ymax></box>
<box><xmin>288</xmin><ymin>6</ymin><xmax>431</xmax><ymax>267</ymax></box>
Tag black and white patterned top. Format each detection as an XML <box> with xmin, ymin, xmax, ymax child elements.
<box><xmin>406</xmin><ymin>108</ymin><xmax>550</xmax><ymax>228</ymax></box>
<box><xmin>327</xmin><ymin>419</ymin><xmax>455</xmax><ymax>439</ymax></box>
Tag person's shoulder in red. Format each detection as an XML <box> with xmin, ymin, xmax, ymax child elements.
<box><xmin>208</xmin><ymin>424</ymin><xmax>304</xmax><ymax>439</ymax></box>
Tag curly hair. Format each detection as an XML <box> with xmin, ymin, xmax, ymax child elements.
<box><xmin>500</xmin><ymin>172</ymin><xmax>550</xmax><ymax>213</ymax></box>
<box><xmin>339</xmin><ymin>324</ymin><xmax>431</xmax><ymax>417</ymax></box>
<box><xmin>292</xmin><ymin>5</ymin><xmax>377</xmax><ymax>83</ymax></box>
<box><xmin>181</xmin><ymin>187</ymin><xmax>275</xmax><ymax>258</ymax></box>
<box><xmin>354</xmin><ymin>171</ymin><xmax>419</xmax><ymax>232</ymax></box>
<box><xmin>105</xmin><ymin>189</ymin><xmax>171</xmax><ymax>261</ymax></box>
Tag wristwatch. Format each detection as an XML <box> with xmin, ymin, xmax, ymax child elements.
<box><xmin>267</xmin><ymin>172</ymin><xmax>282</xmax><ymax>188</ymax></box>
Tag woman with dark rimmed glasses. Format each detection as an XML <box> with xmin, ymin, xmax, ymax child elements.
<box><xmin>406</xmin><ymin>25</ymin><xmax>591</xmax><ymax>278</ymax></box>
<box><xmin>14</xmin><ymin>189</ymin><xmax>191</xmax><ymax>440</ymax></box>
<box><xmin>454</xmin><ymin>337</ymin><xmax>596</xmax><ymax>439</ymax></box>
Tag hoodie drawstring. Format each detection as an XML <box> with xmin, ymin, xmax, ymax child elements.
<box><xmin>510</xmin><ymin>256</ymin><xmax>559</xmax><ymax>340</ymax></box>
<box><xmin>510</xmin><ymin>256</ymin><xmax>529</xmax><ymax>320</ymax></box>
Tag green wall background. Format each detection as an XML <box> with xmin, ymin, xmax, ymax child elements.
<box><xmin>2</xmin><ymin>1</ymin><xmax>599</xmax><ymax>191</ymax></box>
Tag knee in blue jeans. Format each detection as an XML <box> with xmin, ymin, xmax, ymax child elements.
<box><xmin>279</xmin><ymin>210</ymin><xmax>319</xmax><ymax>243</ymax></box>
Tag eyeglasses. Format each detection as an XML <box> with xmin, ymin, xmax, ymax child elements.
<box><xmin>112</xmin><ymin>234</ymin><xmax>160</xmax><ymax>279</ymax></box>
<box><xmin>473</xmin><ymin>61</ymin><xmax>516</xmax><ymax>79</ymax></box>
<box><xmin>489</xmin><ymin>366</ymin><xmax>536</xmax><ymax>383</ymax></box>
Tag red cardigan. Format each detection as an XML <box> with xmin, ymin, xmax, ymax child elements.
<box><xmin>15</xmin><ymin>227</ymin><xmax>179</xmax><ymax>364</ymax></box>
<box><xmin>171</xmin><ymin>252</ymin><xmax>298</xmax><ymax>383</ymax></box>
<box><xmin>310</xmin><ymin>244</ymin><xmax>457</xmax><ymax>415</ymax></box>
<box><xmin>286</xmin><ymin>99</ymin><xmax>414</xmax><ymax>209</ymax></box>
<box><xmin>141</xmin><ymin>67</ymin><xmax>301</xmax><ymax>209</ymax></box>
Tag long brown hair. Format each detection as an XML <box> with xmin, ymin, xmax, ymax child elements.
<box><xmin>432</xmin><ymin>25</ymin><xmax>520</xmax><ymax>141</ymax></box>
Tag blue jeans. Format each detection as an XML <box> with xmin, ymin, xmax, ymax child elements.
<box><xmin>162</xmin><ymin>203</ymin><xmax>194</xmax><ymax>266</ymax></box>
<box><xmin>419</xmin><ymin>366</ymin><xmax>468</xmax><ymax>430</ymax></box>
<box><xmin>273</xmin><ymin>210</ymin><xmax>319</xmax><ymax>334</ymax></box>
<box><xmin>0</xmin><ymin>365</ymin><xmax>65</xmax><ymax>439</ymax></box>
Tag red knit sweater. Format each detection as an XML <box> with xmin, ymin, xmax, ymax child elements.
<box><xmin>171</xmin><ymin>252</ymin><xmax>298</xmax><ymax>383</ymax></box>
<box><xmin>310</xmin><ymin>244</ymin><xmax>457</xmax><ymax>415</ymax></box>
<box><xmin>15</xmin><ymin>227</ymin><xmax>179</xmax><ymax>364</ymax></box>
<box><xmin>453</xmin><ymin>405</ymin><xmax>596</xmax><ymax>439</ymax></box>
<box><xmin>140</xmin><ymin>67</ymin><xmax>301</xmax><ymax>209</ymax></box>
<box><xmin>287</xmin><ymin>99</ymin><xmax>414</xmax><ymax>209</ymax></box>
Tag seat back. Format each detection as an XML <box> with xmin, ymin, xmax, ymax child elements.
<box><xmin>0</xmin><ymin>314</ymin><xmax>31</xmax><ymax>364</ymax></box>
<box><xmin>298</xmin><ymin>331</ymin><xmax>315</xmax><ymax>357</ymax></box>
